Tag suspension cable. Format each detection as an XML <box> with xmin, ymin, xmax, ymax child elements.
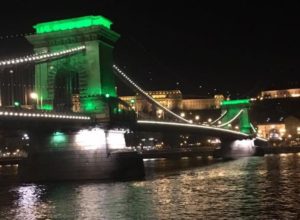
<box><xmin>113</xmin><ymin>65</ymin><xmax>190</xmax><ymax>123</ymax></box>
<box><xmin>250</xmin><ymin>123</ymin><xmax>257</xmax><ymax>133</ymax></box>
<box><xmin>217</xmin><ymin>109</ymin><xmax>244</xmax><ymax>128</ymax></box>
<box><xmin>0</xmin><ymin>46</ymin><xmax>86</xmax><ymax>67</ymax></box>
<box><xmin>210</xmin><ymin>110</ymin><xmax>227</xmax><ymax>125</ymax></box>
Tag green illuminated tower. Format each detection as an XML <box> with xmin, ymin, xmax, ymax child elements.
<box><xmin>220</xmin><ymin>99</ymin><xmax>251</xmax><ymax>134</ymax></box>
<box><xmin>26</xmin><ymin>15</ymin><xmax>120</xmax><ymax>113</ymax></box>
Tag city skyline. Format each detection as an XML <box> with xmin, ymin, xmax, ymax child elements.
<box><xmin>0</xmin><ymin>1</ymin><xmax>299</xmax><ymax>98</ymax></box>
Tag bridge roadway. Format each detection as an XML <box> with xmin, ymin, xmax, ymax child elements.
<box><xmin>136</xmin><ymin>120</ymin><xmax>251</xmax><ymax>140</ymax></box>
<box><xmin>134</xmin><ymin>120</ymin><xmax>269</xmax><ymax>149</ymax></box>
<box><xmin>0</xmin><ymin>108</ymin><xmax>268</xmax><ymax>145</ymax></box>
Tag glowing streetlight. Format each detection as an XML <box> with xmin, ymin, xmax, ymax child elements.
<box><xmin>30</xmin><ymin>92</ymin><xmax>38</xmax><ymax>99</ymax></box>
<box><xmin>30</xmin><ymin>92</ymin><xmax>38</xmax><ymax>109</ymax></box>
<box><xmin>14</xmin><ymin>101</ymin><xmax>20</xmax><ymax>107</ymax></box>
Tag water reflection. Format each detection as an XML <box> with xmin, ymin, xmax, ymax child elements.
<box><xmin>10</xmin><ymin>184</ymin><xmax>53</xmax><ymax>220</ymax></box>
<box><xmin>1</xmin><ymin>155</ymin><xmax>300</xmax><ymax>219</ymax></box>
<box><xmin>144</xmin><ymin>157</ymin><xmax>217</xmax><ymax>179</ymax></box>
<box><xmin>261</xmin><ymin>154</ymin><xmax>300</xmax><ymax>219</ymax></box>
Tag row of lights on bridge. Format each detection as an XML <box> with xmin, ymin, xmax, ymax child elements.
<box><xmin>0</xmin><ymin>46</ymin><xmax>86</xmax><ymax>66</ymax></box>
<box><xmin>0</xmin><ymin>111</ymin><xmax>90</xmax><ymax>120</ymax></box>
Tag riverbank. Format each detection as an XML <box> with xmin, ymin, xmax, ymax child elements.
<box><xmin>256</xmin><ymin>146</ymin><xmax>300</xmax><ymax>155</ymax></box>
<box><xmin>141</xmin><ymin>147</ymin><xmax>216</xmax><ymax>159</ymax></box>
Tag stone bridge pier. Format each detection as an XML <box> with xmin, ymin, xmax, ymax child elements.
<box><xmin>18</xmin><ymin>128</ymin><xmax>144</xmax><ymax>182</ymax></box>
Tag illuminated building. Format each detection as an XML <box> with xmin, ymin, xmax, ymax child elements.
<box><xmin>257</xmin><ymin>123</ymin><xmax>286</xmax><ymax>140</ymax></box>
<box><xmin>257</xmin><ymin>116</ymin><xmax>300</xmax><ymax>143</ymax></box>
<box><xmin>182</xmin><ymin>98</ymin><xmax>213</xmax><ymax>110</ymax></box>
<box><xmin>251</xmin><ymin>88</ymin><xmax>300</xmax><ymax>142</ymax></box>
<box><xmin>120</xmin><ymin>90</ymin><xmax>224</xmax><ymax>120</ymax></box>
<box><xmin>136</xmin><ymin>90</ymin><xmax>182</xmax><ymax>113</ymax></box>
<box><xmin>261</xmin><ymin>88</ymin><xmax>300</xmax><ymax>99</ymax></box>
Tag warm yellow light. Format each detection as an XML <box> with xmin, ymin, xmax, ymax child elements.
<box><xmin>291</xmin><ymin>94</ymin><xmax>300</xmax><ymax>97</ymax></box>
<box><xmin>279</xmin><ymin>128</ymin><xmax>286</xmax><ymax>134</ymax></box>
<box><xmin>30</xmin><ymin>92</ymin><xmax>38</xmax><ymax>99</ymax></box>
<box><xmin>152</xmin><ymin>94</ymin><xmax>166</xmax><ymax>99</ymax></box>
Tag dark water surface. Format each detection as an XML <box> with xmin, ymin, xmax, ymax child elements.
<box><xmin>1</xmin><ymin>154</ymin><xmax>300</xmax><ymax>219</ymax></box>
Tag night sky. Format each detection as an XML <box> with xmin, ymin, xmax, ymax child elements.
<box><xmin>0</xmin><ymin>1</ymin><xmax>299</xmax><ymax>98</ymax></box>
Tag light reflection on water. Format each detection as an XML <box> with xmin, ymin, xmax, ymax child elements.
<box><xmin>1</xmin><ymin>155</ymin><xmax>300</xmax><ymax>219</ymax></box>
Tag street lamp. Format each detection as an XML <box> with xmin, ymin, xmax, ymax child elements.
<box><xmin>30</xmin><ymin>92</ymin><xmax>38</xmax><ymax>99</ymax></box>
<box><xmin>30</xmin><ymin>92</ymin><xmax>38</xmax><ymax>109</ymax></box>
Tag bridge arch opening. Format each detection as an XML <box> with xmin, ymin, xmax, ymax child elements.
<box><xmin>53</xmin><ymin>67</ymin><xmax>80</xmax><ymax>112</ymax></box>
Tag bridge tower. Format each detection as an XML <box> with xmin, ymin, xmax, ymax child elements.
<box><xmin>26</xmin><ymin>15</ymin><xmax>120</xmax><ymax>114</ymax></box>
<box><xmin>220</xmin><ymin>99</ymin><xmax>251</xmax><ymax>134</ymax></box>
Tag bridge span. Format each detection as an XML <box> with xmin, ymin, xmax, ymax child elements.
<box><xmin>136</xmin><ymin>120</ymin><xmax>250</xmax><ymax>140</ymax></box>
<box><xmin>0</xmin><ymin>14</ymin><xmax>269</xmax><ymax>182</ymax></box>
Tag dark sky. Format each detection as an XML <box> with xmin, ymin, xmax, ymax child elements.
<box><xmin>0</xmin><ymin>0</ymin><xmax>299</xmax><ymax>98</ymax></box>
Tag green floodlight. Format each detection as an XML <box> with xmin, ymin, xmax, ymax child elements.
<box><xmin>221</xmin><ymin>99</ymin><xmax>250</xmax><ymax>106</ymax></box>
<box><xmin>34</xmin><ymin>15</ymin><xmax>113</xmax><ymax>34</ymax></box>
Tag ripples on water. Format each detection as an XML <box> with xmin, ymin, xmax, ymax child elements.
<box><xmin>1</xmin><ymin>154</ymin><xmax>300</xmax><ymax>219</ymax></box>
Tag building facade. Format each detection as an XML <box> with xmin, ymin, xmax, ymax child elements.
<box><xmin>257</xmin><ymin>116</ymin><xmax>300</xmax><ymax>145</ymax></box>
<box><xmin>261</xmin><ymin>88</ymin><xmax>300</xmax><ymax>99</ymax></box>
<box><xmin>120</xmin><ymin>90</ymin><xmax>224</xmax><ymax>121</ymax></box>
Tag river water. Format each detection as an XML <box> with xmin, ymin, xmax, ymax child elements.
<box><xmin>1</xmin><ymin>154</ymin><xmax>300</xmax><ymax>219</ymax></box>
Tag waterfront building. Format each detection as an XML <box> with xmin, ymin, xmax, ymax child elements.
<box><xmin>120</xmin><ymin>90</ymin><xmax>224</xmax><ymax>121</ymax></box>
<box><xmin>260</xmin><ymin>88</ymin><xmax>300</xmax><ymax>99</ymax></box>
<box><xmin>256</xmin><ymin>115</ymin><xmax>300</xmax><ymax>145</ymax></box>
